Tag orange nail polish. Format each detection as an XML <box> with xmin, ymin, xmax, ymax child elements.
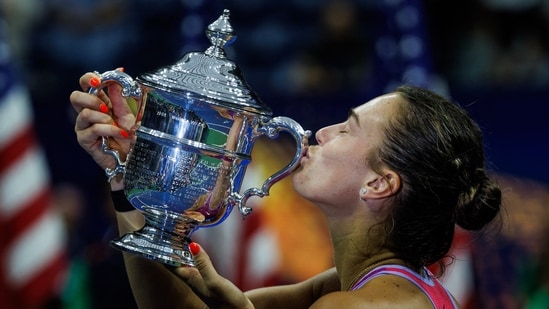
<box><xmin>90</xmin><ymin>77</ymin><xmax>101</xmax><ymax>88</ymax></box>
<box><xmin>99</xmin><ymin>103</ymin><xmax>109</xmax><ymax>113</ymax></box>
<box><xmin>189</xmin><ymin>242</ymin><xmax>200</xmax><ymax>255</ymax></box>
<box><xmin>120</xmin><ymin>129</ymin><xmax>129</xmax><ymax>139</ymax></box>
<box><xmin>116</xmin><ymin>67</ymin><xmax>125</xmax><ymax>72</ymax></box>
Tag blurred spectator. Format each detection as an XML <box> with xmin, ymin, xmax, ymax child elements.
<box><xmin>0</xmin><ymin>0</ymin><xmax>45</xmax><ymax>71</ymax></box>
<box><xmin>472</xmin><ymin>174</ymin><xmax>549</xmax><ymax>308</ymax></box>
<box><xmin>522</xmin><ymin>227</ymin><xmax>549</xmax><ymax>308</ymax></box>
<box><xmin>284</xmin><ymin>0</ymin><xmax>373</xmax><ymax>97</ymax></box>
<box><xmin>426</xmin><ymin>0</ymin><xmax>549</xmax><ymax>90</ymax></box>
<box><xmin>31</xmin><ymin>0</ymin><xmax>135</xmax><ymax>73</ymax></box>
<box><xmin>51</xmin><ymin>182</ymin><xmax>137</xmax><ymax>309</ymax></box>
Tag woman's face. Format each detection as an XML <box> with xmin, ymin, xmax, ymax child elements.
<box><xmin>292</xmin><ymin>93</ymin><xmax>401</xmax><ymax>213</ymax></box>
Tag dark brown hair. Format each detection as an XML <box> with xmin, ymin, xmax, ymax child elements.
<box><xmin>372</xmin><ymin>85</ymin><xmax>501</xmax><ymax>269</ymax></box>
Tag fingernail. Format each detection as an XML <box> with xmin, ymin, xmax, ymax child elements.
<box><xmin>120</xmin><ymin>129</ymin><xmax>129</xmax><ymax>139</ymax></box>
<box><xmin>189</xmin><ymin>242</ymin><xmax>200</xmax><ymax>255</ymax></box>
<box><xmin>99</xmin><ymin>102</ymin><xmax>109</xmax><ymax>113</ymax></box>
<box><xmin>116</xmin><ymin>67</ymin><xmax>125</xmax><ymax>72</ymax></box>
<box><xmin>90</xmin><ymin>77</ymin><xmax>101</xmax><ymax>88</ymax></box>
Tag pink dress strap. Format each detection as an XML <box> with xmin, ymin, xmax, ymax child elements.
<box><xmin>350</xmin><ymin>264</ymin><xmax>458</xmax><ymax>308</ymax></box>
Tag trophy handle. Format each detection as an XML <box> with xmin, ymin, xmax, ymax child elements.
<box><xmin>233</xmin><ymin>116</ymin><xmax>311</xmax><ymax>216</ymax></box>
<box><xmin>88</xmin><ymin>70</ymin><xmax>143</xmax><ymax>182</ymax></box>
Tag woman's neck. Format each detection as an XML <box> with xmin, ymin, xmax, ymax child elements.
<box><xmin>329</xmin><ymin>219</ymin><xmax>404</xmax><ymax>291</ymax></box>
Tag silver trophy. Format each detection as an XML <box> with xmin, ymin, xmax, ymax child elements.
<box><xmin>88</xmin><ymin>10</ymin><xmax>310</xmax><ymax>267</ymax></box>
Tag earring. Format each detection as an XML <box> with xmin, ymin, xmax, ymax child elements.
<box><xmin>360</xmin><ymin>188</ymin><xmax>368</xmax><ymax>201</ymax></box>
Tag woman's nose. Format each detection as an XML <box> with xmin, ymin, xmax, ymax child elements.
<box><xmin>315</xmin><ymin>125</ymin><xmax>331</xmax><ymax>145</ymax></box>
<box><xmin>314</xmin><ymin>129</ymin><xmax>323</xmax><ymax>145</ymax></box>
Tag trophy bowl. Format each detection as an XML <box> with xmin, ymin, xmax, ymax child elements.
<box><xmin>89</xmin><ymin>10</ymin><xmax>310</xmax><ymax>267</ymax></box>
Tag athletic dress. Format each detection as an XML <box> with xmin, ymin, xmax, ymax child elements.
<box><xmin>349</xmin><ymin>264</ymin><xmax>459</xmax><ymax>308</ymax></box>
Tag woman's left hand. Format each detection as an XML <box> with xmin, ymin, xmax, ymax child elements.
<box><xmin>175</xmin><ymin>242</ymin><xmax>254</xmax><ymax>309</ymax></box>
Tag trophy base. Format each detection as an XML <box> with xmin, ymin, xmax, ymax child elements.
<box><xmin>110</xmin><ymin>224</ymin><xmax>195</xmax><ymax>267</ymax></box>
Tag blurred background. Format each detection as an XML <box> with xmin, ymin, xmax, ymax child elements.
<box><xmin>1</xmin><ymin>0</ymin><xmax>548</xmax><ymax>308</ymax></box>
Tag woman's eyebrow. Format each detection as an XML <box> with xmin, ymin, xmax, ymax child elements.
<box><xmin>348</xmin><ymin>108</ymin><xmax>360</xmax><ymax>127</ymax></box>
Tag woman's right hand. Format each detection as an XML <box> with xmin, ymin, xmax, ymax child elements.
<box><xmin>70</xmin><ymin>71</ymin><xmax>135</xmax><ymax>190</ymax></box>
<box><xmin>175</xmin><ymin>242</ymin><xmax>254</xmax><ymax>309</ymax></box>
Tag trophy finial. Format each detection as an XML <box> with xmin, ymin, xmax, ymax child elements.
<box><xmin>140</xmin><ymin>8</ymin><xmax>270</xmax><ymax>114</ymax></box>
<box><xmin>205</xmin><ymin>9</ymin><xmax>236</xmax><ymax>58</ymax></box>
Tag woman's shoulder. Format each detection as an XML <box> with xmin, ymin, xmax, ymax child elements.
<box><xmin>311</xmin><ymin>274</ymin><xmax>433</xmax><ymax>309</ymax></box>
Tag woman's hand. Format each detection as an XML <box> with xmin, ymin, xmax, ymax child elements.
<box><xmin>175</xmin><ymin>242</ymin><xmax>254</xmax><ymax>309</ymax></box>
<box><xmin>69</xmin><ymin>71</ymin><xmax>135</xmax><ymax>189</ymax></box>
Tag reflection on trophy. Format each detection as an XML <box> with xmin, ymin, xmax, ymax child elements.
<box><xmin>88</xmin><ymin>9</ymin><xmax>310</xmax><ymax>266</ymax></box>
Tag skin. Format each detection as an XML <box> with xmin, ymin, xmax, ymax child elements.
<box><xmin>71</xmin><ymin>72</ymin><xmax>459</xmax><ymax>308</ymax></box>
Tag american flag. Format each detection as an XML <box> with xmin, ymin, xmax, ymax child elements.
<box><xmin>0</xmin><ymin>20</ymin><xmax>67</xmax><ymax>308</ymax></box>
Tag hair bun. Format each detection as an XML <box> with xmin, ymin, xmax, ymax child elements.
<box><xmin>455</xmin><ymin>172</ymin><xmax>502</xmax><ymax>230</ymax></box>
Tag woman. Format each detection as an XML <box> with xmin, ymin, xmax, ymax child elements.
<box><xmin>70</xmin><ymin>71</ymin><xmax>501</xmax><ymax>308</ymax></box>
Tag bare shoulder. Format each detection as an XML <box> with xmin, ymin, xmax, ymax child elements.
<box><xmin>246</xmin><ymin>268</ymin><xmax>341</xmax><ymax>309</ymax></box>
<box><xmin>311</xmin><ymin>274</ymin><xmax>437</xmax><ymax>309</ymax></box>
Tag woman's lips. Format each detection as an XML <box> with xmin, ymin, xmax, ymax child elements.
<box><xmin>300</xmin><ymin>146</ymin><xmax>311</xmax><ymax>164</ymax></box>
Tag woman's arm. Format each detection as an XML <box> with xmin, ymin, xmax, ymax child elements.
<box><xmin>116</xmin><ymin>211</ymin><xmax>206</xmax><ymax>308</ymax></box>
<box><xmin>117</xmin><ymin>215</ymin><xmax>340</xmax><ymax>309</ymax></box>
<box><xmin>116</xmin><ymin>207</ymin><xmax>339</xmax><ymax>309</ymax></box>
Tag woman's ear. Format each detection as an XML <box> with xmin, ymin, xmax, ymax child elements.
<box><xmin>362</xmin><ymin>169</ymin><xmax>401</xmax><ymax>200</ymax></box>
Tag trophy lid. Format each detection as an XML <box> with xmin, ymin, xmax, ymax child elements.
<box><xmin>138</xmin><ymin>9</ymin><xmax>272</xmax><ymax>116</ymax></box>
